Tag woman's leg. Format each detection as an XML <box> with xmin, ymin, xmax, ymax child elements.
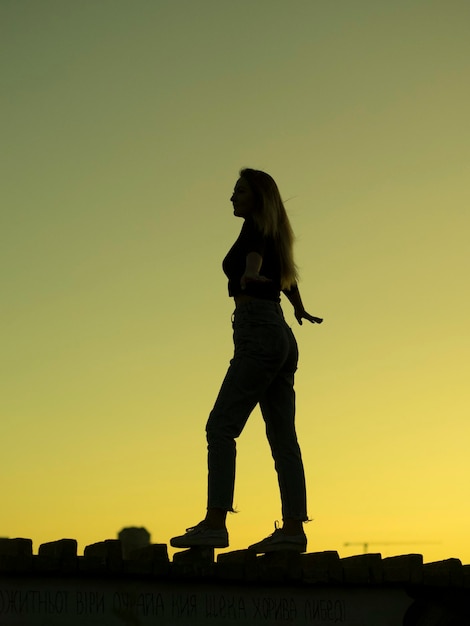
<box><xmin>205</xmin><ymin>338</ymin><xmax>281</xmax><ymax>516</ymax></box>
<box><xmin>206</xmin><ymin>308</ymin><xmax>290</xmax><ymax>520</ymax></box>
<box><xmin>171</xmin><ymin>302</ymin><xmax>291</xmax><ymax>549</ymax></box>
<box><xmin>259</xmin><ymin>325</ymin><xmax>308</xmax><ymax>527</ymax></box>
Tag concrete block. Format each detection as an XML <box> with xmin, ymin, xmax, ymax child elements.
<box><xmin>463</xmin><ymin>564</ymin><xmax>470</xmax><ymax>588</ymax></box>
<box><xmin>382</xmin><ymin>554</ymin><xmax>423</xmax><ymax>584</ymax></box>
<box><xmin>217</xmin><ymin>550</ymin><xmax>258</xmax><ymax>564</ymax></box>
<box><xmin>128</xmin><ymin>542</ymin><xmax>169</xmax><ymax>563</ymax></box>
<box><xmin>423</xmin><ymin>558</ymin><xmax>463</xmax><ymax>587</ymax></box>
<box><xmin>171</xmin><ymin>547</ymin><xmax>215</xmax><ymax>579</ymax></box>
<box><xmin>82</xmin><ymin>539</ymin><xmax>123</xmax><ymax>573</ymax></box>
<box><xmin>216</xmin><ymin>549</ymin><xmax>258</xmax><ymax>581</ymax></box>
<box><xmin>302</xmin><ymin>550</ymin><xmax>342</xmax><ymax>583</ymax></box>
<box><xmin>35</xmin><ymin>539</ymin><xmax>78</xmax><ymax>573</ymax></box>
<box><xmin>125</xmin><ymin>543</ymin><xmax>170</xmax><ymax>576</ymax></box>
<box><xmin>0</xmin><ymin>538</ymin><xmax>33</xmax><ymax>572</ymax></box>
<box><xmin>257</xmin><ymin>550</ymin><xmax>303</xmax><ymax>582</ymax></box>
<box><xmin>38</xmin><ymin>538</ymin><xmax>78</xmax><ymax>559</ymax></box>
<box><xmin>172</xmin><ymin>547</ymin><xmax>214</xmax><ymax>564</ymax></box>
<box><xmin>341</xmin><ymin>553</ymin><xmax>383</xmax><ymax>584</ymax></box>
<box><xmin>0</xmin><ymin>538</ymin><xmax>33</xmax><ymax>556</ymax></box>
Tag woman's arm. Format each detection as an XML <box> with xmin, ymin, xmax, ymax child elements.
<box><xmin>240</xmin><ymin>252</ymin><xmax>272</xmax><ymax>290</ymax></box>
<box><xmin>283</xmin><ymin>284</ymin><xmax>323</xmax><ymax>325</ymax></box>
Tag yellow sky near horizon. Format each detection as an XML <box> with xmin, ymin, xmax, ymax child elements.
<box><xmin>2</xmin><ymin>0</ymin><xmax>469</xmax><ymax>563</ymax></box>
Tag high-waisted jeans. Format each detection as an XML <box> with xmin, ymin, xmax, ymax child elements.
<box><xmin>206</xmin><ymin>298</ymin><xmax>308</xmax><ymax>521</ymax></box>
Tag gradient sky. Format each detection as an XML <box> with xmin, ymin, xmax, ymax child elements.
<box><xmin>2</xmin><ymin>0</ymin><xmax>469</xmax><ymax>563</ymax></box>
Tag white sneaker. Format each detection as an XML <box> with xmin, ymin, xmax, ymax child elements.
<box><xmin>248</xmin><ymin>522</ymin><xmax>307</xmax><ymax>553</ymax></box>
<box><xmin>170</xmin><ymin>521</ymin><xmax>229</xmax><ymax>549</ymax></box>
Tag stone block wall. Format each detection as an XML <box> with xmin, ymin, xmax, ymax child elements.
<box><xmin>0</xmin><ymin>536</ymin><xmax>469</xmax><ymax>625</ymax></box>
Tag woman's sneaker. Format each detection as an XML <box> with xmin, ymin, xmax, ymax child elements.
<box><xmin>170</xmin><ymin>521</ymin><xmax>229</xmax><ymax>549</ymax></box>
<box><xmin>248</xmin><ymin>522</ymin><xmax>307</xmax><ymax>553</ymax></box>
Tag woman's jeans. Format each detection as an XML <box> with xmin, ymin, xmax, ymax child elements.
<box><xmin>206</xmin><ymin>299</ymin><xmax>308</xmax><ymax>521</ymax></box>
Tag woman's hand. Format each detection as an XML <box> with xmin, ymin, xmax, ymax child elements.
<box><xmin>295</xmin><ymin>309</ymin><xmax>323</xmax><ymax>325</ymax></box>
<box><xmin>241</xmin><ymin>271</ymin><xmax>272</xmax><ymax>290</ymax></box>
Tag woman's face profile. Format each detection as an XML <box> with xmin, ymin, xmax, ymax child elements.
<box><xmin>231</xmin><ymin>178</ymin><xmax>256</xmax><ymax>218</ymax></box>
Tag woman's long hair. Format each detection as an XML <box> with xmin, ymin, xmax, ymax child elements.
<box><xmin>240</xmin><ymin>168</ymin><xmax>298</xmax><ymax>289</ymax></box>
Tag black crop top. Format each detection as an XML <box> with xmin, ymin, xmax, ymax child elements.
<box><xmin>222</xmin><ymin>218</ymin><xmax>282</xmax><ymax>302</ymax></box>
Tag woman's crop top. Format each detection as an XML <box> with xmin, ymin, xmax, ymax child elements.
<box><xmin>222</xmin><ymin>218</ymin><xmax>282</xmax><ymax>302</ymax></box>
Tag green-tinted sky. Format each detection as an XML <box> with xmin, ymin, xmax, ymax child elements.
<box><xmin>2</xmin><ymin>0</ymin><xmax>469</xmax><ymax>561</ymax></box>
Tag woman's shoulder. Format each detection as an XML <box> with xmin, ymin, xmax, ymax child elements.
<box><xmin>243</xmin><ymin>217</ymin><xmax>268</xmax><ymax>238</ymax></box>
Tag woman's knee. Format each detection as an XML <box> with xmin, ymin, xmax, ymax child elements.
<box><xmin>206</xmin><ymin>418</ymin><xmax>235</xmax><ymax>447</ymax></box>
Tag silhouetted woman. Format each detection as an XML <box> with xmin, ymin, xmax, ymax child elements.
<box><xmin>171</xmin><ymin>168</ymin><xmax>322</xmax><ymax>553</ymax></box>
